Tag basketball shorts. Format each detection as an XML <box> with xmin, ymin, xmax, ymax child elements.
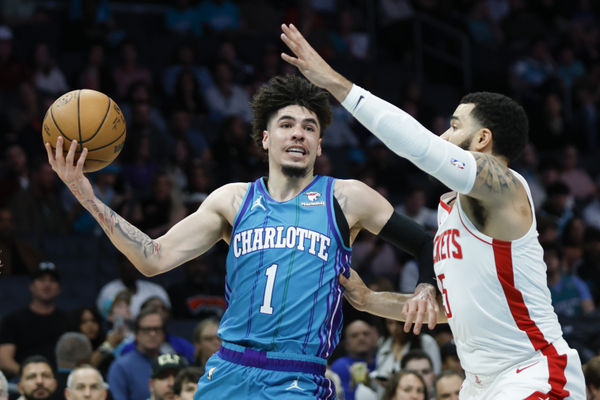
<box><xmin>460</xmin><ymin>338</ymin><xmax>585</xmax><ymax>399</ymax></box>
<box><xmin>194</xmin><ymin>342</ymin><xmax>336</xmax><ymax>399</ymax></box>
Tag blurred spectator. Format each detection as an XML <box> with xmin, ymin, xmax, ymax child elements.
<box><xmin>96</xmin><ymin>256</ymin><xmax>171</xmax><ymax>320</ymax></box>
<box><xmin>164</xmin><ymin>0</ymin><xmax>204</xmax><ymax>37</ymax></box>
<box><xmin>328</xmin><ymin>9</ymin><xmax>370</xmax><ymax>61</ymax></box>
<box><xmin>584</xmin><ymin>355</ymin><xmax>600</xmax><ymax>400</ymax></box>
<box><xmin>64</xmin><ymin>0</ymin><xmax>121</xmax><ymax>50</ymax></box>
<box><xmin>169</xmin><ymin>110</ymin><xmax>210</xmax><ymax>160</ymax></box>
<box><xmin>464</xmin><ymin>0</ymin><xmax>503</xmax><ymax>48</ymax></box>
<box><xmin>530</xmin><ymin>92</ymin><xmax>572</xmax><ymax>151</ymax></box>
<box><xmin>163</xmin><ymin>43</ymin><xmax>213</xmax><ymax>97</ymax></box>
<box><xmin>112</xmin><ymin>40</ymin><xmax>153</xmax><ymax>100</ymax></box>
<box><xmin>210</xmin><ymin>116</ymin><xmax>261</xmax><ymax>182</ymax></box>
<box><xmin>544</xmin><ymin>242</ymin><xmax>594</xmax><ymax>318</ymax></box>
<box><xmin>0</xmin><ymin>25</ymin><xmax>28</xmax><ymax>90</ymax></box>
<box><xmin>170</xmin><ymin>70</ymin><xmax>208</xmax><ymax>118</ymax></box>
<box><xmin>204</xmin><ymin>60</ymin><xmax>252</xmax><ymax>123</ymax></box>
<box><xmin>6</xmin><ymin>82</ymin><xmax>38</xmax><ymax>134</ymax></box>
<box><xmin>395</xmin><ymin>185</ymin><xmax>437</xmax><ymax>232</ymax></box>
<box><xmin>381</xmin><ymin>370</ymin><xmax>427</xmax><ymax>400</ymax></box>
<box><xmin>30</xmin><ymin>42</ymin><xmax>69</xmax><ymax>95</ymax></box>
<box><xmin>556</xmin><ymin>44</ymin><xmax>586</xmax><ymax>91</ymax></box>
<box><xmin>373</xmin><ymin>319</ymin><xmax>441</xmax><ymax>382</ymax></box>
<box><xmin>173</xmin><ymin>366</ymin><xmax>203</xmax><ymax>400</ymax></box>
<box><xmin>510</xmin><ymin>37</ymin><xmax>556</xmax><ymax>103</ymax></box>
<box><xmin>64</xmin><ymin>364</ymin><xmax>108</xmax><ymax>400</ymax></box>
<box><xmin>149</xmin><ymin>354</ymin><xmax>187</xmax><ymax>400</ymax></box>
<box><xmin>0</xmin><ymin>262</ymin><xmax>70</xmax><ymax>377</ymax></box>
<box><xmin>400</xmin><ymin>350</ymin><xmax>436</xmax><ymax>398</ymax></box>
<box><xmin>119</xmin><ymin>296</ymin><xmax>195</xmax><ymax>364</ymax></box>
<box><xmin>330</xmin><ymin>320</ymin><xmax>378</xmax><ymax>400</ymax></box>
<box><xmin>138</xmin><ymin>173</ymin><xmax>187</xmax><ymax>238</ymax></box>
<box><xmin>192</xmin><ymin>317</ymin><xmax>221</xmax><ymax>371</ymax></box>
<box><xmin>215</xmin><ymin>39</ymin><xmax>253</xmax><ymax>84</ymax></box>
<box><xmin>106</xmin><ymin>309</ymin><xmax>167</xmax><ymax>400</ymax></box>
<box><xmin>17</xmin><ymin>355</ymin><xmax>58</xmax><ymax>400</ymax></box>
<box><xmin>78</xmin><ymin>42</ymin><xmax>115</xmax><ymax>94</ymax></box>
<box><xmin>433</xmin><ymin>370</ymin><xmax>463</xmax><ymax>400</ymax></box>
<box><xmin>559</xmin><ymin>145</ymin><xmax>595</xmax><ymax>202</ymax></box>
<box><xmin>197</xmin><ymin>0</ymin><xmax>240</xmax><ymax>35</ymax></box>
<box><xmin>121</xmin><ymin>80</ymin><xmax>168</xmax><ymax>139</ymax></box>
<box><xmin>512</xmin><ymin>143</ymin><xmax>545</xmax><ymax>210</ymax></box>
<box><xmin>572</xmin><ymin>85</ymin><xmax>598</xmax><ymax>153</ymax></box>
<box><xmin>539</xmin><ymin>181</ymin><xmax>574</xmax><ymax>235</ymax></box>
<box><xmin>181</xmin><ymin>163</ymin><xmax>215</xmax><ymax>214</ymax></box>
<box><xmin>167</xmin><ymin>255</ymin><xmax>226</xmax><ymax>320</ymax></box>
<box><xmin>55</xmin><ymin>332</ymin><xmax>93</xmax><ymax>395</ymax></box>
<box><xmin>351</xmin><ymin>231</ymin><xmax>400</xmax><ymax>284</ymax></box>
<box><xmin>583</xmin><ymin>183</ymin><xmax>600</xmax><ymax>230</ymax></box>
<box><xmin>439</xmin><ymin>342</ymin><xmax>463</xmax><ymax>377</ymax></box>
<box><xmin>0</xmin><ymin>207</ymin><xmax>41</xmax><ymax>276</ymax></box>
<box><xmin>9</xmin><ymin>159</ymin><xmax>68</xmax><ymax>236</ymax></box>
<box><xmin>577</xmin><ymin>227</ymin><xmax>600</xmax><ymax>306</ymax></box>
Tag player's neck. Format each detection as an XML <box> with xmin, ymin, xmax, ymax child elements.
<box><xmin>264</xmin><ymin>170</ymin><xmax>315</xmax><ymax>202</ymax></box>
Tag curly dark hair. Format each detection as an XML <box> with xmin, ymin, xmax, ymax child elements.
<box><xmin>250</xmin><ymin>75</ymin><xmax>332</xmax><ymax>149</ymax></box>
<box><xmin>459</xmin><ymin>92</ymin><xmax>529</xmax><ymax>162</ymax></box>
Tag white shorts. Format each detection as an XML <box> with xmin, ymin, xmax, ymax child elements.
<box><xmin>460</xmin><ymin>339</ymin><xmax>585</xmax><ymax>399</ymax></box>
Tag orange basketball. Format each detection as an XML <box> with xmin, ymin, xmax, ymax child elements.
<box><xmin>42</xmin><ymin>89</ymin><xmax>126</xmax><ymax>172</ymax></box>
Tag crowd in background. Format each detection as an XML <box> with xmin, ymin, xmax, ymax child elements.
<box><xmin>1</xmin><ymin>0</ymin><xmax>600</xmax><ymax>399</ymax></box>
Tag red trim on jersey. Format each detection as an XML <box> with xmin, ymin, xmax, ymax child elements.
<box><xmin>493</xmin><ymin>240</ymin><xmax>569</xmax><ymax>399</ymax></box>
<box><xmin>439</xmin><ymin>198</ymin><xmax>452</xmax><ymax>213</ymax></box>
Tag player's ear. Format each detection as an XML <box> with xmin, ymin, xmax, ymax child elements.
<box><xmin>474</xmin><ymin>128</ymin><xmax>492</xmax><ymax>152</ymax></box>
<box><xmin>317</xmin><ymin>138</ymin><xmax>322</xmax><ymax>157</ymax></box>
<box><xmin>262</xmin><ymin>130</ymin><xmax>269</xmax><ymax>151</ymax></box>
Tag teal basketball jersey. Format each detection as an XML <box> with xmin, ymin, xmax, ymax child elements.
<box><xmin>218</xmin><ymin>175</ymin><xmax>351</xmax><ymax>358</ymax></box>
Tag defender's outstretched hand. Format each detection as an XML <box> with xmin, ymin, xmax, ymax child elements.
<box><xmin>45</xmin><ymin>136</ymin><xmax>94</xmax><ymax>202</ymax></box>
<box><xmin>280</xmin><ymin>23</ymin><xmax>352</xmax><ymax>102</ymax></box>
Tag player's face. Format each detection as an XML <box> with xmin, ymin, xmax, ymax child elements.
<box><xmin>19</xmin><ymin>362</ymin><xmax>57</xmax><ymax>400</ymax></box>
<box><xmin>262</xmin><ymin>104</ymin><xmax>322</xmax><ymax>178</ymax></box>
<box><xmin>65</xmin><ymin>368</ymin><xmax>107</xmax><ymax>400</ymax></box>
<box><xmin>393</xmin><ymin>373</ymin><xmax>425</xmax><ymax>400</ymax></box>
<box><xmin>440</xmin><ymin>103</ymin><xmax>480</xmax><ymax>150</ymax></box>
<box><xmin>435</xmin><ymin>375</ymin><xmax>462</xmax><ymax>400</ymax></box>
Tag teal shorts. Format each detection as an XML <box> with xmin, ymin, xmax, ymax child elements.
<box><xmin>194</xmin><ymin>342</ymin><xmax>336</xmax><ymax>399</ymax></box>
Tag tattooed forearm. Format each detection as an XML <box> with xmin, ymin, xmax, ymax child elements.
<box><xmin>84</xmin><ymin>198</ymin><xmax>160</xmax><ymax>258</ymax></box>
<box><xmin>473</xmin><ymin>153</ymin><xmax>518</xmax><ymax>194</ymax></box>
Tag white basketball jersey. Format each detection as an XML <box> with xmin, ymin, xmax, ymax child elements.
<box><xmin>434</xmin><ymin>170</ymin><xmax>563</xmax><ymax>376</ymax></box>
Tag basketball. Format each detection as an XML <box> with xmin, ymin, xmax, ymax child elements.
<box><xmin>42</xmin><ymin>89</ymin><xmax>126</xmax><ymax>172</ymax></box>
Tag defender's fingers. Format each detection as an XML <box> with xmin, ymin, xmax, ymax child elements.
<box><xmin>412</xmin><ymin>301</ymin><xmax>426</xmax><ymax>334</ymax></box>
<box><xmin>403</xmin><ymin>301</ymin><xmax>418</xmax><ymax>333</ymax></box>
<box><xmin>280</xmin><ymin>51</ymin><xmax>300</xmax><ymax>66</ymax></box>
<box><xmin>427</xmin><ymin>301</ymin><xmax>438</xmax><ymax>330</ymax></box>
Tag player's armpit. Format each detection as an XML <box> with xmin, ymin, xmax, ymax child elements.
<box><xmin>469</xmin><ymin>152</ymin><xmax>520</xmax><ymax>200</ymax></box>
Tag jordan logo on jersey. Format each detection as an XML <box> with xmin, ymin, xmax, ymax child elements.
<box><xmin>434</xmin><ymin>229</ymin><xmax>463</xmax><ymax>263</ymax></box>
<box><xmin>251</xmin><ymin>195</ymin><xmax>267</xmax><ymax>211</ymax></box>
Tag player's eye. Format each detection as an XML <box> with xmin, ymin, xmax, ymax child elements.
<box><xmin>281</xmin><ymin>122</ymin><xmax>292</xmax><ymax>128</ymax></box>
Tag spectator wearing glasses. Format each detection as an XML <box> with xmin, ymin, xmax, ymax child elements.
<box><xmin>0</xmin><ymin>262</ymin><xmax>70</xmax><ymax>378</ymax></box>
<box><xmin>107</xmin><ymin>308</ymin><xmax>183</xmax><ymax>400</ymax></box>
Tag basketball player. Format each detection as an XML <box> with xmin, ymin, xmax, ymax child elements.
<box><xmin>45</xmin><ymin>75</ymin><xmax>438</xmax><ymax>399</ymax></box>
<box><xmin>279</xmin><ymin>23</ymin><xmax>586</xmax><ymax>399</ymax></box>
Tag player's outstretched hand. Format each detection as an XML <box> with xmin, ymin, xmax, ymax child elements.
<box><xmin>280</xmin><ymin>24</ymin><xmax>351</xmax><ymax>101</ymax></box>
<box><xmin>402</xmin><ymin>283</ymin><xmax>439</xmax><ymax>335</ymax></box>
<box><xmin>45</xmin><ymin>136</ymin><xmax>94</xmax><ymax>202</ymax></box>
<box><xmin>339</xmin><ymin>268</ymin><xmax>370</xmax><ymax>311</ymax></box>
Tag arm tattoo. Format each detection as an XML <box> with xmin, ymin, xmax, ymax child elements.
<box><xmin>85</xmin><ymin>199</ymin><xmax>160</xmax><ymax>258</ymax></box>
<box><xmin>473</xmin><ymin>153</ymin><xmax>518</xmax><ymax>194</ymax></box>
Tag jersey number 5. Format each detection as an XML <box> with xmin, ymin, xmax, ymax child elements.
<box><xmin>260</xmin><ymin>264</ymin><xmax>278</xmax><ymax>314</ymax></box>
<box><xmin>437</xmin><ymin>273</ymin><xmax>452</xmax><ymax>318</ymax></box>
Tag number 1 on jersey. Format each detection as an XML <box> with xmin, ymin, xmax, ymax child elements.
<box><xmin>260</xmin><ymin>264</ymin><xmax>278</xmax><ymax>314</ymax></box>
